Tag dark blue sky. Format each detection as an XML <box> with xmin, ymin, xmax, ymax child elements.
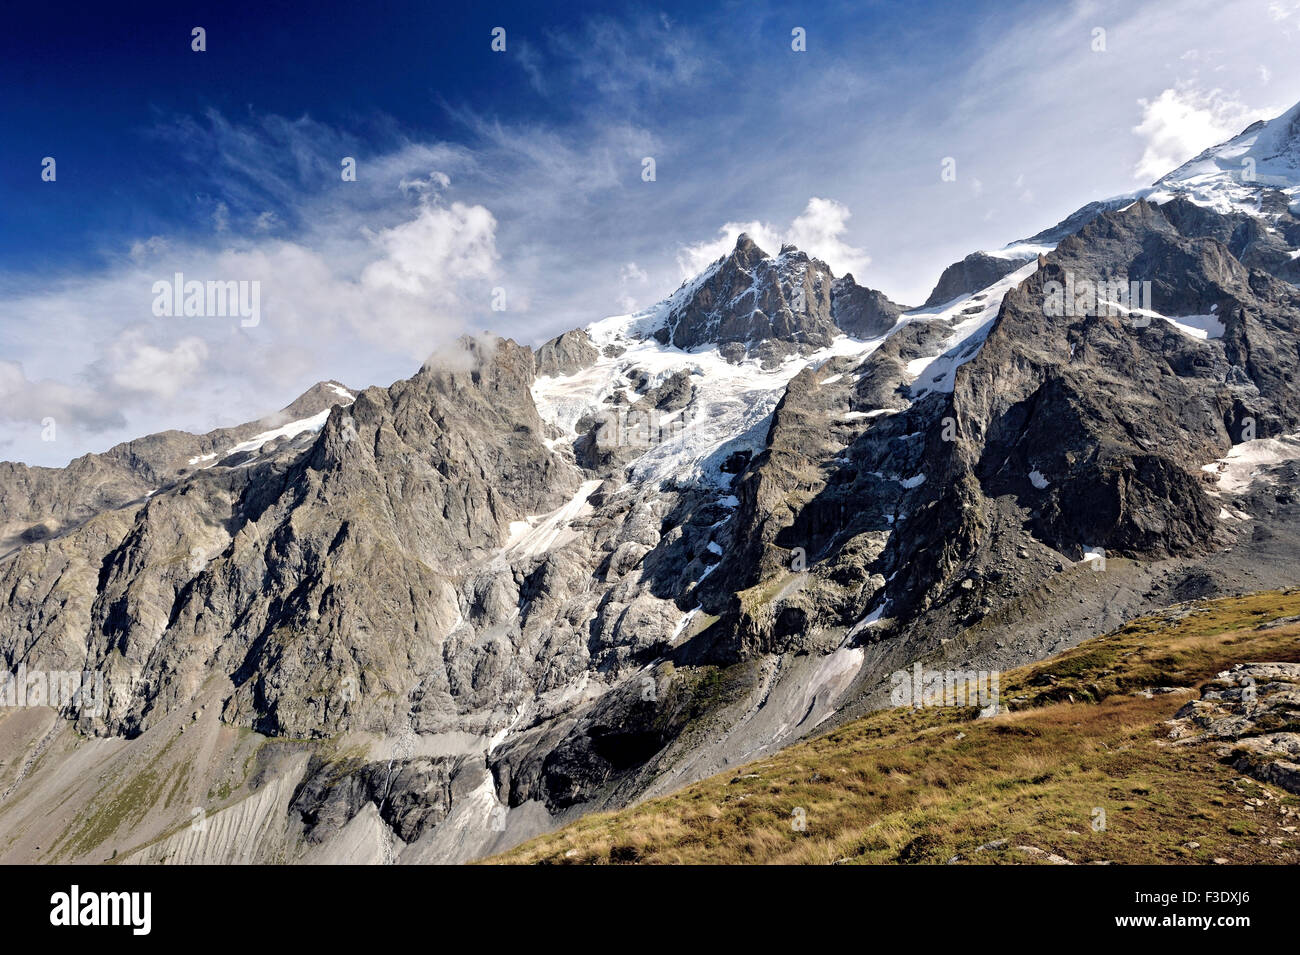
<box><xmin>0</xmin><ymin>0</ymin><xmax>593</xmax><ymax>266</ymax></box>
<box><xmin>0</xmin><ymin>0</ymin><xmax>989</xmax><ymax>274</ymax></box>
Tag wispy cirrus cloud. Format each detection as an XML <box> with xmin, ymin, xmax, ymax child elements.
<box><xmin>536</xmin><ymin>12</ymin><xmax>708</xmax><ymax>100</ymax></box>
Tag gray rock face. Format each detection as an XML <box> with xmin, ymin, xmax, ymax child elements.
<box><xmin>923</xmin><ymin>251</ymin><xmax>1032</xmax><ymax>307</ymax></box>
<box><xmin>536</xmin><ymin>329</ymin><xmax>599</xmax><ymax>378</ymax></box>
<box><xmin>0</xmin><ymin>380</ymin><xmax>356</xmax><ymax>559</ymax></box>
<box><xmin>831</xmin><ymin>275</ymin><xmax>907</xmax><ymax>338</ymax></box>
<box><xmin>654</xmin><ymin>234</ymin><xmax>838</xmax><ymax>359</ymax></box>
<box><xmin>1159</xmin><ymin>196</ymin><xmax>1300</xmax><ymax>286</ymax></box>
<box><xmin>292</xmin><ymin>753</ymin><xmax>460</xmax><ymax>843</ymax></box>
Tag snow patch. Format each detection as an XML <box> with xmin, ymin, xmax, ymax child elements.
<box><xmin>847</xmin><ymin>602</ymin><xmax>888</xmax><ymax>638</ymax></box>
<box><xmin>225</xmin><ymin>409</ymin><xmax>333</xmax><ymax>458</ymax></box>
<box><xmin>326</xmin><ymin>383</ymin><xmax>355</xmax><ymax>400</ymax></box>
<box><xmin>670</xmin><ymin>607</ymin><xmax>699</xmax><ymax>645</ymax></box>
<box><xmin>1102</xmin><ymin>300</ymin><xmax>1225</xmax><ymax>340</ymax></box>
<box><xmin>504</xmin><ymin>480</ymin><xmax>603</xmax><ymax>558</ymax></box>
<box><xmin>902</xmin><ymin>260</ymin><xmax>1040</xmax><ymax>396</ymax></box>
<box><xmin>532</xmin><ymin>313</ymin><xmax>891</xmax><ymax>488</ymax></box>
<box><xmin>1201</xmin><ymin>433</ymin><xmax>1300</xmax><ymax>494</ymax></box>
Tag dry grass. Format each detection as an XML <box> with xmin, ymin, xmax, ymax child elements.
<box><xmin>490</xmin><ymin>589</ymin><xmax>1300</xmax><ymax>865</ymax></box>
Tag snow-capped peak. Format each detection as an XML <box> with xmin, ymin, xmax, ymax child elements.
<box><xmin>650</xmin><ymin>233</ymin><xmax>840</xmax><ymax>353</ymax></box>
<box><xmin>593</xmin><ymin>234</ymin><xmax>903</xmax><ymax>358</ymax></box>
<box><xmin>1148</xmin><ymin>99</ymin><xmax>1300</xmax><ymax>217</ymax></box>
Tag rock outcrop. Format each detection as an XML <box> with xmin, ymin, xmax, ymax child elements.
<box><xmin>536</xmin><ymin>329</ymin><xmax>599</xmax><ymax>378</ymax></box>
<box><xmin>923</xmin><ymin>251</ymin><xmax>1032</xmax><ymax>307</ymax></box>
<box><xmin>1168</xmin><ymin>663</ymin><xmax>1300</xmax><ymax>794</ymax></box>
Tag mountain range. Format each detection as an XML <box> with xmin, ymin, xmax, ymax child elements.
<box><xmin>2</xmin><ymin>100</ymin><xmax>1300</xmax><ymax>864</ymax></box>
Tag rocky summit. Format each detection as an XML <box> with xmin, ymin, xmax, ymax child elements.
<box><xmin>652</xmin><ymin>233</ymin><xmax>906</xmax><ymax>365</ymax></box>
<box><xmin>4</xmin><ymin>102</ymin><xmax>1300</xmax><ymax>865</ymax></box>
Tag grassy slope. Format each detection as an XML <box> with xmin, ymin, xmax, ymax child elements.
<box><xmin>493</xmin><ymin>590</ymin><xmax>1300</xmax><ymax>864</ymax></box>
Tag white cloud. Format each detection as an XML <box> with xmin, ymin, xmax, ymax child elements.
<box><xmin>1131</xmin><ymin>85</ymin><xmax>1275</xmax><ymax>181</ymax></box>
<box><xmin>0</xmin><ymin>174</ymin><xmax>502</xmax><ymax>465</ymax></box>
<box><xmin>104</xmin><ymin>333</ymin><xmax>210</xmax><ymax>399</ymax></box>
<box><xmin>619</xmin><ymin>262</ymin><xmax>648</xmax><ymax>284</ymax></box>
<box><xmin>0</xmin><ymin>360</ymin><xmax>127</xmax><ymax>434</ymax></box>
<box><xmin>362</xmin><ymin>201</ymin><xmax>495</xmax><ymax>297</ymax></box>
<box><xmin>786</xmin><ymin>198</ymin><xmax>872</xmax><ymax>278</ymax></box>
<box><xmin>545</xmin><ymin>14</ymin><xmax>705</xmax><ymax>98</ymax></box>
<box><xmin>616</xmin><ymin>262</ymin><xmax>649</xmax><ymax>311</ymax></box>
<box><xmin>398</xmin><ymin>170</ymin><xmax>452</xmax><ymax>200</ymax></box>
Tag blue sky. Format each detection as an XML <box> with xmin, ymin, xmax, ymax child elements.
<box><xmin>2</xmin><ymin>0</ymin><xmax>1299</xmax><ymax>465</ymax></box>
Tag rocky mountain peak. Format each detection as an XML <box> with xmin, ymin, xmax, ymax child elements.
<box><xmin>649</xmin><ymin>234</ymin><xmax>904</xmax><ymax>363</ymax></box>
<box><xmin>1147</xmin><ymin>98</ymin><xmax>1300</xmax><ymax>218</ymax></box>
<box><xmin>732</xmin><ymin>231</ymin><xmax>764</xmax><ymax>260</ymax></box>
<box><xmin>1160</xmin><ymin>99</ymin><xmax>1300</xmax><ymax>186</ymax></box>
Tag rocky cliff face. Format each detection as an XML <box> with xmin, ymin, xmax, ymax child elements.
<box><xmin>4</xmin><ymin>103</ymin><xmax>1300</xmax><ymax>865</ymax></box>
<box><xmin>0</xmin><ymin>381</ymin><xmax>356</xmax><ymax>559</ymax></box>
<box><xmin>922</xmin><ymin>251</ymin><xmax>1033</xmax><ymax>307</ymax></box>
